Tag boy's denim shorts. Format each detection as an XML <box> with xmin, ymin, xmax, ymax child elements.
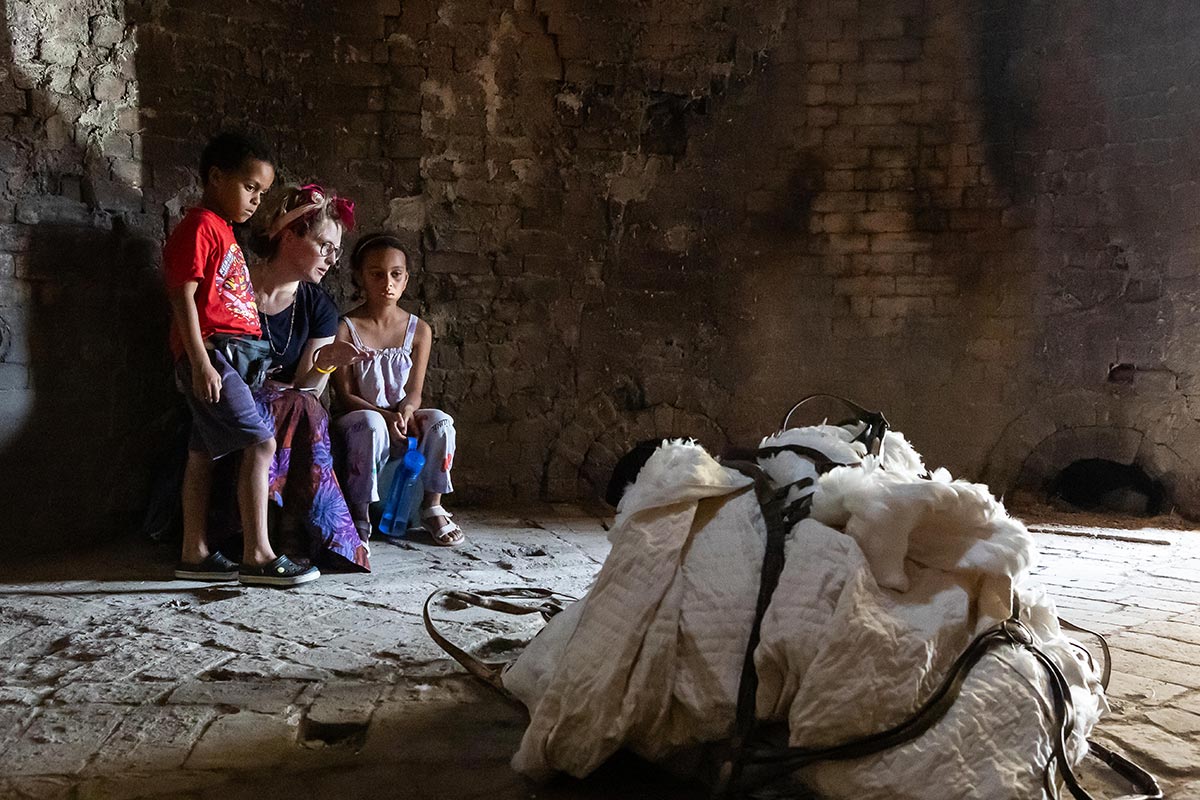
<box><xmin>175</xmin><ymin>348</ymin><xmax>273</xmax><ymax>459</ymax></box>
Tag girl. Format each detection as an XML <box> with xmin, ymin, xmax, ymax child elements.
<box><xmin>332</xmin><ymin>234</ymin><xmax>463</xmax><ymax>547</ymax></box>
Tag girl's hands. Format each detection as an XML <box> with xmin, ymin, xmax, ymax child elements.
<box><xmin>382</xmin><ymin>406</ymin><xmax>417</xmax><ymax>445</ymax></box>
<box><xmin>399</xmin><ymin>405</ymin><xmax>416</xmax><ymax>435</ymax></box>
<box><xmin>314</xmin><ymin>340</ymin><xmax>372</xmax><ymax>372</ymax></box>
<box><xmin>383</xmin><ymin>410</ymin><xmax>404</xmax><ymax>445</ymax></box>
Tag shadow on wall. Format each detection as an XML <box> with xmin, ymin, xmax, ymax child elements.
<box><xmin>0</xmin><ymin>1</ymin><xmax>173</xmax><ymax>559</ymax></box>
<box><xmin>972</xmin><ymin>0</ymin><xmax>1037</xmax><ymax>197</ymax></box>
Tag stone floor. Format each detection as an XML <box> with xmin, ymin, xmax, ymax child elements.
<box><xmin>0</xmin><ymin>505</ymin><xmax>1197</xmax><ymax>799</ymax></box>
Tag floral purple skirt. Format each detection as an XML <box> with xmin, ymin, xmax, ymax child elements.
<box><xmin>210</xmin><ymin>386</ymin><xmax>369</xmax><ymax>571</ymax></box>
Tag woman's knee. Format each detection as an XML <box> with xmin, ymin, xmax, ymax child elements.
<box><xmin>291</xmin><ymin>388</ymin><xmax>328</xmax><ymax>415</ymax></box>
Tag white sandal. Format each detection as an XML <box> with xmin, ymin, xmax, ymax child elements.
<box><xmin>420</xmin><ymin>505</ymin><xmax>464</xmax><ymax>547</ymax></box>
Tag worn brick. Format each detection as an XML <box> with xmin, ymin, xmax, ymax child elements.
<box><xmin>811</xmin><ymin>191</ymin><xmax>867</xmax><ymax>213</ymax></box>
<box><xmin>92</xmin><ymin>75</ymin><xmax>125</xmax><ymax>102</ymax></box>
<box><xmin>872</xmin><ymin>295</ymin><xmax>935</xmax><ymax>317</ymax></box>
<box><xmin>857</xmin><ymin>211</ymin><xmax>912</xmax><ymax>232</ymax></box>
<box><xmin>826</xmin><ymin>39</ymin><xmax>861</xmax><ymax>62</ymax></box>
<box><xmin>839</xmin><ymin>104</ymin><xmax>904</xmax><ymax>126</ymax></box>
<box><xmin>806</xmin><ymin>63</ymin><xmax>841</xmax><ymax>84</ymax></box>
<box><xmin>869</xmin><ymin>233</ymin><xmax>931</xmax><ymax>253</ymax></box>
<box><xmin>834</xmin><ymin>275</ymin><xmax>895</xmax><ymax>295</ymax></box>
<box><xmin>863</xmin><ymin>37</ymin><xmax>923</xmax><ymax>61</ymax></box>
<box><xmin>894</xmin><ymin>275</ymin><xmax>956</xmax><ymax>296</ymax></box>
<box><xmin>425</xmin><ymin>252</ymin><xmax>491</xmax><ymax>274</ymax></box>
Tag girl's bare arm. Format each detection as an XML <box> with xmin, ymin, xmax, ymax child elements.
<box><xmin>399</xmin><ymin>319</ymin><xmax>432</xmax><ymax>423</ymax></box>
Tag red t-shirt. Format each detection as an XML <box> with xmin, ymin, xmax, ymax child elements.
<box><xmin>163</xmin><ymin>207</ymin><xmax>261</xmax><ymax>358</ymax></box>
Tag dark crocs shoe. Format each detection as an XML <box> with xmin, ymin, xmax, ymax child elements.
<box><xmin>175</xmin><ymin>552</ymin><xmax>240</xmax><ymax>581</ymax></box>
<box><xmin>238</xmin><ymin>555</ymin><xmax>320</xmax><ymax>587</ymax></box>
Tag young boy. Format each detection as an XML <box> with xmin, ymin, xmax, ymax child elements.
<box><xmin>164</xmin><ymin>131</ymin><xmax>319</xmax><ymax>587</ymax></box>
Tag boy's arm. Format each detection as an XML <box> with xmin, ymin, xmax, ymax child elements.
<box><xmin>168</xmin><ymin>281</ymin><xmax>223</xmax><ymax>403</ymax></box>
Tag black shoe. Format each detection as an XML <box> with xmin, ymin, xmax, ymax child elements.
<box><xmin>238</xmin><ymin>555</ymin><xmax>320</xmax><ymax>587</ymax></box>
<box><xmin>175</xmin><ymin>552</ymin><xmax>240</xmax><ymax>581</ymax></box>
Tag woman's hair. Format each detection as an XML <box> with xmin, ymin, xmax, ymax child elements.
<box><xmin>349</xmin><ymin>232</ymin><xmax>409</xmax><ymax>273</ymax></box>
<box><xmin>248</xmin><ymin>183</ymin><xmax>355</xmax><ymax>259</ymax></box>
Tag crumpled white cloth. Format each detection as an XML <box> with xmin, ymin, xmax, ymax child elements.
<box><xmin>502</xmin><ymin>430</ymin><xmax>1106</xmax><ymax>799</ymax></box>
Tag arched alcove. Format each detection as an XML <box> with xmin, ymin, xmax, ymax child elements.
<box><xmin>1049</xmin><ymin>458</ymin><xmax>1165</xmax><ymax>515</ymax></box>
<box><xmin>543</xmin><ymin>392</ymin><xmax>728</xmax><ymax>503</ymax></box>
<box><xmin>1014</xmin><ymin>424</ymin><xmax>1145</xmax><ymax>493</ymax></box>
<box><xmin>984</xmin><ymin>390</ymin><xmax>1200</xmax><ymax>518</ymax></box>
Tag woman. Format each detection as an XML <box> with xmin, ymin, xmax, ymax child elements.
<box><xmin>214</xmin><ymin>183</ymin><xmax>371</xmax><ymax>570</ymax></box>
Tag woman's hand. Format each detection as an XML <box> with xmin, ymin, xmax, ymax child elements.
<box><xmin>313</xmin><ymin>340</ymin><xmax>372</xmax><ymax>372</ymax></box>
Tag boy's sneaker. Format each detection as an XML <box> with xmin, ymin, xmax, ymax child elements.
<box><xmin>238</xmin><ymin>555</ymin><xmax>320</xmax><ymax>587</ymax></box>
<box><xmin>175</xmin><ymin>552</ymin><xmax>240</xmax><ymax>581</ymax></box>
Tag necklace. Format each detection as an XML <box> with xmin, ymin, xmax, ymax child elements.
<box><xmin>261</xmin><ymin>288</ymin><xmax>297</xmax><ymax>356</ymax></box>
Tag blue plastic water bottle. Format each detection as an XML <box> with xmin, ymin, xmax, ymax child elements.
<box><xmin>379</xmin><ymin>436</ymin><xmax>425</xmax><ymax>537</ymax></box>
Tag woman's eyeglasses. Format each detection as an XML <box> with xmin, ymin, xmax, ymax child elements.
<box><xmin>317</xmin><ymin>241</ymin><xmax>344</xmax><ymax>262</ymax></box>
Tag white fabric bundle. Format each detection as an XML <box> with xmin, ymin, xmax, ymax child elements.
<box><xmin>502</xmin><ymin>429</ymin><xmax>1106</xmax><ymax>799</ymax></box>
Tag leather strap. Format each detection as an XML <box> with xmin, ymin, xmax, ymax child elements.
<box><xmin>778</xmin><ymin>394</ymin><xmax>890</xmax><ymax>457</ymax></box>
<box><xmin>1059</xmin><ymin>617</ymin><xmax>1113</xmax><ymax>690</ymax></box>
<box><xmin>718</xmin><ymin>461</ymin><xmax>797</xmax><ymax>794</ymax></box>
<box><xmin>421</xmin><ymin>587</ymin><xmax>576</xmax><ymax>698</ymax></box>
<box><xmin>723</xmin><ymin>598</ymin><xmax>1162</xmax><ymax>800</ymax></box>
<box><xmin>1086</xmin><ymin>740</ymin><xmax>1163</xmax><ymax>800</ymax></box>
<box><xmin>754</xmin><ymin>443</ymin><xmax>858</xmax><ymax>475</ymax></box>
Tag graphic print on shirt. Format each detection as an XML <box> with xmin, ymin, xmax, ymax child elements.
<box><xmin>216</xmin><ymin>243</ymin><xmax>259</xmax><ymax>324</ymax></box>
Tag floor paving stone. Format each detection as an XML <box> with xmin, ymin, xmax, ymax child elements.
<box><xmin>87</xmin><ymin>705</ymin><xmax>217</xmax><ymax>773</ymax></box>
<box><xmin>302</xmin><ymin>682</ymin><xmax>387</xmax><ymax>738</ymax></box>
<box><xmin>1107</xmin><ymin>648</ymin><xmax>1200</xmax><ymax>690</ymax></box>
<box><xmin>1109</xmin><ymin>631</ymin><xmax>1200</xmax><ymax>664</ymax></box>
<box><xmin>1105</xmin><ymin>671</ymin><xmax>1190</xmax><ymax>708</ymax></box>
<box><xmin>1176</xmin><ymin>693</ymin><xmax>1200</xmax><ymax>716</ymax></box>
<box><xmin>0</xmin><ymin>776</ymin><xmax>75</xmax><ymax>800</ymax></box>
<box><xmin>1144</xmin><ymin>707</ymin><xmax>1200</xmax><ymax>736</ymax></box>
<box><xmin>184</xmin><ymin>709</ymin><xmax>301</xmax><ymax>771</ymax></box>
<box><xmin>51</xmin><ymin>681</ymin><xmax>173</xmax><ymax>705</ymax></box>
<box><xmin>0</xmin><ymin>507</ymin><xmax>1196</xmax><ymax>798</ymax></box>
<box><xmin>166</xmin><ymin>679</ymin><xmax>309</xmax><ymax>712</ymax></box>
<box><xmin>0</xmin><ymin>705</ymin><xmax>127</xmax><ymax>776</ymax></box>
<box><xmin>1095</xmin><ymin>721</ymin><xmax>1200</xmax><ymax>777</ymax></box>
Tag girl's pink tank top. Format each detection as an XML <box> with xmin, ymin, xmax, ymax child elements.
<box><xmin>343</xmin><ymin>314</ymin><xmax>418</xmax><ymax>410</ymax></box>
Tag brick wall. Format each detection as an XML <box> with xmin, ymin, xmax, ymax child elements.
<box><xmin>0</xmin><ymin>0</ymin><xmax>168</xmax><ymax>552</ymax></box>
<box><xmin>4</xmin><ymin>0</ymin><xmax>1200</xmax><ymax>554</ymax></box>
